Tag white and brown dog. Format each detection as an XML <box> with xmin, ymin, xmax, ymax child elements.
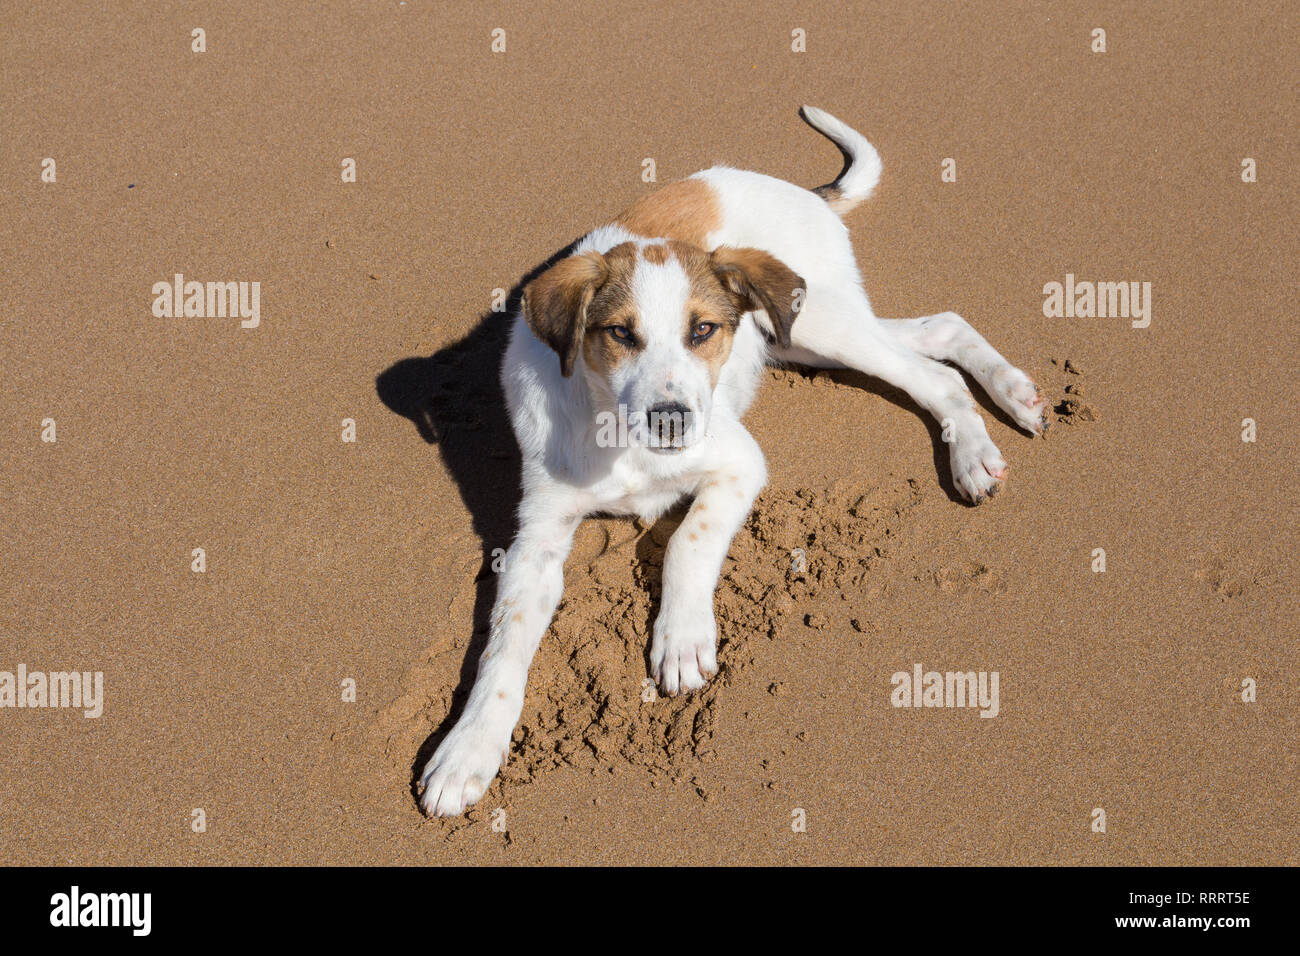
<box><xmin>419</xmin><ymin>107</ymin><xmax>1046</xmax><ymax>816</ymax></box>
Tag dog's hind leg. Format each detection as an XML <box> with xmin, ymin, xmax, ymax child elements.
<box><xmin>776</xmin><ymin>288</ymin><xmax>1009</xmax><ymax>502</ymax></box>
<box><xmin>879</xmin><ymin>313</ymin><xmax>1047</xmax><ymax>435</ymax></box>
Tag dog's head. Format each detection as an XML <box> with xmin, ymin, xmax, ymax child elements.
<box><xmin>522</xmin><ymin>240</ymin><xmax>803</xmax><ymax>452</ymax></box>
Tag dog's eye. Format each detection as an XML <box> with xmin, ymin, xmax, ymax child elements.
<box><xmin>607</xmin><ymin>325</ymin><xmax>634</xmax><ymax>343</ymax></box>
<box><xmin>690</xmin><ymin>321</ymin><xmax>718</xmax><ymax>345</ymax></box>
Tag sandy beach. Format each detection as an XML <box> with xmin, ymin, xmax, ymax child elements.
<box><xmin>2</xmin><ymin>0</ymin><xmax>1296</xmax><ymax>865</ymax></box>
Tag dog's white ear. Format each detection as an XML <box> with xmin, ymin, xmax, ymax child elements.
<box><xmin>521</xmin><ymin>252</ymin><xmax>609</xmax><ymax>377</ymax></box>
<box><xmin>709</xmin><ymin>247</ymin><xmax>805</xmax><ymax>348</ymax></box>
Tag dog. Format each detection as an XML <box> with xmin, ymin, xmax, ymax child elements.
<box><xmin>418</xmin><ymin>106</ymin><xmax>1046</xmax><ymax>816</ymax></box>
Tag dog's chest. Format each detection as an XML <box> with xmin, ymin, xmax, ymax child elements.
<box><xmin>591</xmin><ymin>458</ymin><xmax>694</xmax><ymax>523</ymax></box>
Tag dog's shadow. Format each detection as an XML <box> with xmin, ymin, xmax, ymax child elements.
<box><xmin>809</xmin><ymin>368</ymin><xmax>1029</xmax><ymax>506</ymax></box>
<box><xmin>376</xmin><ymin>243</ymin><xmax>1016</xmax><ymax>799</ymax></box>
<box><xmin>376</xmin><ymin>238</ymin><xmax>586</xmax><ymax>800</ymax></box>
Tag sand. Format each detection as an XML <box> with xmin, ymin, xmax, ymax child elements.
<box><xmin>2</xmin><ymin>1</ymin><xmax>1296</xmax><ymax>865</ymax></box>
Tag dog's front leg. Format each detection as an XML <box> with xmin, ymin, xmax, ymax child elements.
<box><xmin>650</xmin><ymin>428</ymin><xmax>767</xmax><ymax>695</ymax></box>
<box><xmin>419</xmin><ymin>508</ymin><xmax>579</xmax><ymax>816</ymax></box>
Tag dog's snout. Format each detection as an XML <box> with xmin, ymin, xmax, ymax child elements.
<box><xmin>646</xmin><ymin>401</ymin><xmax>692</xmax><ymax>449</ymax></box>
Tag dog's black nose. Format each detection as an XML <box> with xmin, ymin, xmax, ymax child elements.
<box><xmin>648</xmin><ymin>402</ymin><xmax>690</xmax><ymax>419</ymax></box>
<box><xmin>646</xmin><ymin>402</ymin><xmax>692</xmax><ymax>448</ymax></box>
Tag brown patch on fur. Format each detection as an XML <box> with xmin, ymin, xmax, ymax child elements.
<box><xmin>709</xmin><ymin>246</ymin><xmax>805</xmax><ymax>348</ymax></box>
<box><xmin>812</xmin><ymin>183</ymin><xmax>843</xmax><ymax>206</ymax></box>
<box><xmin>641</xmin><ymin>243</ymin><xmax>670</xmax><ymax>266</ymax></box>
<box><xmin>615</xmin><ymin>178</ymin><xmax>721</xmax><ymax>246</ymax></box>
<box><xmin>580</xmin><ymin>243</ymin><xmax>642</xmax><ymax>377</ymax></box>
<box><xmin>582</xmin><ymin>325</ymin><xmax>637</xmax><ymax>378</ymax></box>
<box><xmin>812</xmin><ymin>183</ymin><xmax>863</xmax><ymax>215</ymax></box>
<box><xmin>687</xmin><ymin>312</ymin><xmax>736</xmax><ymax>385</ymax></box>
<box><xmin>521</xmin><ymin>251</ymin><xmax>609</xmax><ymax>377</ymax></box>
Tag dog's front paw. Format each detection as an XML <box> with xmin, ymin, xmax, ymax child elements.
<box><xmin>949</xmin><ymin>438</ymin><xmax>1008</xmax><ymax>504</ymax></box>
<box><xmin>418</xmin><ymin>721</ymin><xmax>509</xmax><ymax>817</ymax></box>
<box><xmin>650</xmin><ymin>608</ymin><xmax>719</xmax><ymax>696</ymax></box>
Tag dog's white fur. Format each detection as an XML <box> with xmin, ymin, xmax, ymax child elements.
<box><xmin>418</xmin><ymin>107</ymin><xmax>1045</xmax><ymax>816</ymax></box>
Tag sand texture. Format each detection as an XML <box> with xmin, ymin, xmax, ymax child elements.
<box><xmin>2</xmin><ymin>1</ymin><xmax>1296</xmax><ymax>864</ymax></box>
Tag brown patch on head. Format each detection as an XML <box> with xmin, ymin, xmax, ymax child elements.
<box><xmin>615</xmin><ymin>178</ymin><xmax>721</xmax><ymax>246</ymax></box>
<box><xmin>580</xmin><ymin>243</ymin><xmax>642</xmax><ymax>379</ymax></box>
<box><xmin>641</xmin><ymin>243</ymin><xmax>670</xmax><ymax>266</ymax></box>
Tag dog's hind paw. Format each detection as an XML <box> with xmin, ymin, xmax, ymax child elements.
<box><xmin>990</xmin><ymin>367</ymin><xmax>1048</xmax><ymax>436</ymax></box>
<box><xmin>950</xmin><ymin>440</ymin><xmax>1007</xmax><ymax>504</ymax></box>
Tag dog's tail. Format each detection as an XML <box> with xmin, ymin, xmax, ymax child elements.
<box><xmin>799</xmin><ymin>105</ymin><xmax>882</xmax><ymax>216</ymax></box>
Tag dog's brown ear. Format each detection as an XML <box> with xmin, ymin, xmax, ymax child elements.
<box><xmin>709</xmin><ymin>247</ymin><xmax>805</xmax><ymax>348</ymax></box>
<box><xmin>521</xmin><ymin>252</ymin><xmax>609</xmax><ymax>377</ymax></box>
